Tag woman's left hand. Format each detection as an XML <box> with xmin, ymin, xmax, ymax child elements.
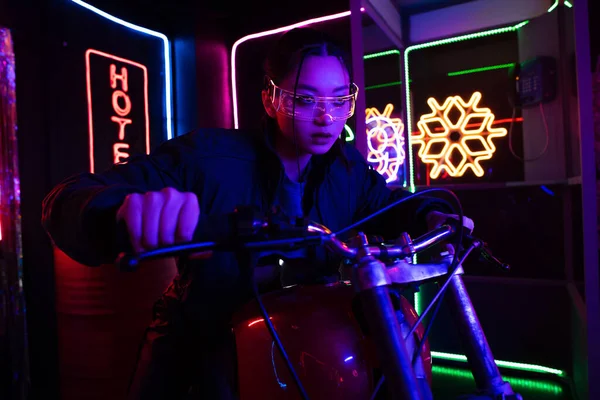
<box><xmin>425</xmin><ymin>210</ymin><xmax>474</xmax><ymax>254</ymax></box>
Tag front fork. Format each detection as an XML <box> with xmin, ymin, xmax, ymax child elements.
<box><xmin>352</xmin><ymin>233</ymin><xmax>431</xmax><ymax>400</ymax></box>
<box><xmin>444</xmin><ymin>272</ymin><xmax>522</xmax><ymax>399</ymax></box>
<box><xmin>352</xmin><ymin>234</ymin><xmax>522</xmax><ymax>400</ymax></box>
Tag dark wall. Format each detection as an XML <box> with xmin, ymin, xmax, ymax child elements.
<box><xmin>0</xmin><ymin>0</ymin><xmax>353</xmax><ymax>398</ymax></box>
<box><xmin>0</xmin><ymin>1</ymin><xmax>192</xmax><ymax>397</ymax></box>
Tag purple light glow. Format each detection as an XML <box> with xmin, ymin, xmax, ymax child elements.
<box><xmin>344</xmin><ymin>356</ymin><xmax>354</xmax><ymax>363</ymax></box>
<box><xmin>198</xmin><ymin>40</ymin><xmax>232</xmax><ymax>128</ymax></box>
<box><xmin>230</xmin><ymin>9</ymin><xmax>364</xmax><ymax>128</ymax></box>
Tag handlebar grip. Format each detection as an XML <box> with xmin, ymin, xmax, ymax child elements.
<box><xmin>113</xmin><ymin>207</ymin><xmax>308</xmax><ymax>271</ymax></box>
<box><xmin>113</xmin><ymin>212</ymin><xmax>235</xmax><ymax>272</ymax></box>
<box><xmin>192</xmin><ymin>206</ymin><xmax>267</xmax><ymax>242</ymax></box>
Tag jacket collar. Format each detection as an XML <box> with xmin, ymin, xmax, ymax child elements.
<box><xmin>255</xmin><ymin>127</ymin><xmax>332</xmax><ymax>209</ymax></box>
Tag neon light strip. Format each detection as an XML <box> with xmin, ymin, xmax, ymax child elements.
<box><xmin>363</xmin><ymin>49</ymin><xmax>400</xmax><ymax>59</ymax></box>
<box><xmin>363</xmin><ymin>51</ymin><xmax>404</xmax><ymax>90</ymax></box>
<box><xmin>231</xmin><ymin>9</ymin><xmax>365</xmax><ymax>129</ymax></box>
<box><xmin>85</xmin><ymin>49</ymin><xmax>149</xmax><ymax>173</ymax></box>
<box><xmin>414</xmin><ymin>283</ymin><xmax>565</xmax><ymax>378</ymax></box>
<box><xmin>447</xmin><ymin>63</ymin><xmax>515</xmax><ymax>76</ymax></box>
<box><xmin>365</xmin><ymin>81</ymin><xmax>402</xmax><ymax>90</ymax></box>
<box><xmin>547</xmin><ymin>0</ymin><xmax>574</xmax><ymax>11</ymax></box>
<box><xmin>548</xmin><ymin>0</ymin><xmax>559</xmax><ymax>12</ymax></box>
<box><xmin>404</xmin><ymin>19</ymin><xmax>529</xmax><ymax>192</ymax></box>
<box><xmin>343</xmin><ymin>124</ymin><xmax>355</xmax><ymax>141</ymax></box>
<box><xmin>432</xmin><ymin>365</ymin><xmax>564</xmax><ymax>394</ymax></box>
<box><xmin>71</xmin><ymin>0</ymin><xmax>173</xmax><ymax>140</ymax></box>
<box><xmin>431</xmin><ymin>351</ymin><xmax>566</xmax><ymax>377</ymax></box>
<box><xmin>248</xmin><ymin>317</ymin><xmax>273</xmax><ymax>327</ymax></box>
<box><xmin>414</xmin><ymin>291</ymin><xmax>421</xmax><ymax>314</ymax></box>
<box><xmin>365</xmin><ymin>62</ymin><xmax>515</xmax><ymax>90</ymax></box>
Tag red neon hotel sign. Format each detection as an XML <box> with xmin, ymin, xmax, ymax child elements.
<box><xmin>85</xmin><ymin>49</ymin><xmax>150</xmax><ymax>173</ymax></box>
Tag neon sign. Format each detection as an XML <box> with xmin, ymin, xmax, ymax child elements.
<box><xmin>366</xmin><ymin>104</ymin><xmax>405</xmax><ymax>183</ymax></box>
<box><xmin>413</xmin><ymin>92</ymin><xmax>507</xmax><ymax>179</ymax></box>
<box><xmin>231</xmin><ymin>9</ymin><xmax>364</xmax><ymax>129</ymax></box>
<box><xmin>85</xmin><ymin>49</ymin><xmax>149</xmax><ymax>173</ymax></box>
<box><xmin>71</xmin><ymin>0</ymin><xmax>173</xmax><ymax>140</ymax></box>
<box><xmin>404</xmin><ymin>20</ymin><xmax>529</xmax><ymax>191</ymax></box>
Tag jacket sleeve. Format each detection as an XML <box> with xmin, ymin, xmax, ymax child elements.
<box><xmin>349</xmin><ymin>147</ymin><xmax>453</xmax><ymax>239</ymax></box>
<box><xmin>42</xmin><ymin>133</ymin><xmax>203</xmax><ymax>267</ymax></box>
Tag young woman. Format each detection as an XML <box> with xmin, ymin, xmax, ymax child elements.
<box><xmin>42</xmin><ymin>28</ymin><xmax>472</xmax><ymax>399</ymax></box>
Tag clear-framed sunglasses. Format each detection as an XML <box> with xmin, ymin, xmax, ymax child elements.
<box><xmin>267</xmin><ymin>79</ymin><xmax>359</xmax><ymax>121</ymax></box>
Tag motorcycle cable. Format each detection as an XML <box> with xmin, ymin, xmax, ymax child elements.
<box><xmin>254</xmin><ymin>187</ymin><xmax>463</xmax><ymax>400</ymax></box>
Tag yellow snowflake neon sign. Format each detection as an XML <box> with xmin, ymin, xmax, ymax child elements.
<box><xmin>413</xmin><ymin>92</ymin><xmax>507</xmax><ymax>179</ymax></box>
<box><xmin>366</xmin><ymin>104</ymin><xmax>406</xmax><ymax>183</ymax></box>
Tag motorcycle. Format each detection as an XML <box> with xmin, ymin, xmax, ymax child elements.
<box><xmin>118</xmin><ymin>190</ymin><xmax>521</xmax><ymax>400</ymax></box>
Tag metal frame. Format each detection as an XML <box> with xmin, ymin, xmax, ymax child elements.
<box><xmin>572</xmin><ymin>0</ymin><xmax>600</xmax><ymax>398</ymax></box>
<box><xmin>350</xmin><ymin>0</ymin><xmax>368</xmax><ymax>158</ymax></box>
<box><xmin>355</xmin><ymin>0</ymin><xmax>599</xmax><ymax>398</ymax></box>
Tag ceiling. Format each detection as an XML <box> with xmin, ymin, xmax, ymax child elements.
<box><xmin>82</xmin><ymin>0</ymin><xmax>481</xmax><ymax>23</ymax></box>
<box><xmin>395</xmin><ymin>0</ymin><xmax>477</xmax><ymax>13</ymax></box>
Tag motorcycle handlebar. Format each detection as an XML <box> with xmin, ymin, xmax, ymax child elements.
<box><xmin>116</xmin><ymin>217</ymin><xmax>457</xmax><ymax>272</ymax></box>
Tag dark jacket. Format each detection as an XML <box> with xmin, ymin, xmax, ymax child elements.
<box><xmin>42</xmin><ymin>128</ymin><xmax>449</xmax><ymax>328</ymax></box>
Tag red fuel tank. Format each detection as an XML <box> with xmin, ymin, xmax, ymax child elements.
<box><xmin>232</xmin><ymin>282</ymin><xmax>431</xmax><ymax>399</ymax></box>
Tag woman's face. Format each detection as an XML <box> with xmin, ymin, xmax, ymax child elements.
<box><xmin>263</xmin><ymin>55</ymin><xmax>351</xmax><ymax>156</ymax></box>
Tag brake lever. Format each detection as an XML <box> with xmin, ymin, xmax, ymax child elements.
<box><xmin>478</xmin><ymin>243</ymin><xmax>510</xmax><ymax>271</ymax></box>
<box><xmin>439</xmin><ymin>227</ymin><xmax>510</xmax><ymax>272</ymax></box>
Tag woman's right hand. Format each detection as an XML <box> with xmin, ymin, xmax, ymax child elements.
<box><xmin>116</xmin><ymin>187</ymin><xmax>200</xmax><ymax>253</ymax></box>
